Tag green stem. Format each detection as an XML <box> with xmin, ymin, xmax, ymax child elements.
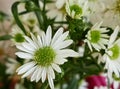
<box><xmin>11</xmin><ymin>1</ymin><xmax>27</xmax><ymax>35</ymax></box>
<box><xmin>32</xmin><ymin>0</ymin><xmax>44</xmax><ymax>30</ymax></box>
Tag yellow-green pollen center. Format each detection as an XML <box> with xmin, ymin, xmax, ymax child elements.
<box><xmin>14</xmin><ymin>33</ymin><xmax>25</xmax><ymax>43</ymax></box>
<box><xmin>70</xmin><ymin>4</ymin><xmax>82</xmax><ymax>16</ymax></box>
<box><xmin>34</xmin><ymin>46</ymin><xmax>56</xmax><ymax>66</ymax></box>
<box><xmin>90</xmin><ymin>30</ymin><xmax>101</xmax><ymax>43</ymax></box>
<box><xmin>109</xmin><ymin>44</ymin><xmax>120</xmax><ymax>60</ymax></box>
<box><xmin>28</xmin><ymin>19</ymin><xmax>36</xmax><ymax>25</ymax></box>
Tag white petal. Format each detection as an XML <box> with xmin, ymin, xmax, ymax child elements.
<box><xmin>52</xmin><ymin>31</ymin><xmax>69</xmax><ymax>47</ymax></box>
<box><xmin>85</xmin><ymin>40</ymin><xmax>93</xmax><ymax>51</ymax></box>
<box><xmin>48</xmin><ymin>74</ymin><xmax>54</xmax><ymax>89</ymax></box>
<box><xmin>37</xmin><ymin>35</ymin><xmax>43</xmax><ymax>47</ymax></box>
<box><xmin>109</xmin><ymin>26</ymin><xmax>119</xmax><ymax>46</ymax></box>
<box><xmin>22</xmin><ymin>42</ymin><xmax>35</xmax><ymax>51</ymax></box>
<box><xmin>36</xmin><ymin>67</ymin><xmax>42</xmax><ymax>82</ymax></box>
<box><xmin>46</xmin><ymin>26</ymin><xmax>52</xmax><ymax>46</ymax></box>
<box><xmin>22</xmin><ymin>66</ymin><xmax>37</xmax><ymax>78</ymax></box>
<box><xmin>16</xmin><ymin>62</ymin><xmax>35</xmax><ymax>72</ymax></box>
<box><xmin>53</xmin><ymin>40</ymin><xmax>73</xmax><ymax>50</ymax></box>
<box><xmin>30</xmin><ymin>33</ymin><xmax>39</xmax><ymax>48</ymax></box>
<box><xmin>17</xmin><ymin>62</ymin><xmax>36</xmax><ymax>74</ymax></box>
<box><xmin>57</xmin><ymin>49</ymin><xmax>80</xmax><ymax>58</ymax></box>
<box><xmin>41</xmin><ymin>67</ymin><xmax>46</xmax><ymax>83</ymax></box>
<box><xmin>92</xmin><ymin>43</ymin><xmax>101</xmax><ymax>51</ymax></box>
<box><xmin>31</xmin><ymin>66</ymin><xmax>39</xmax><ymax>81</ymax></box>
<box><xmin>54</xmin><ymin>57</ymin><xmax>68</xmax><ymax>65</ymax></box>
<box><xmin>47</xmin><ymin>66</ymin><xmax>55</xmax><ymax>79</ymax></box>
<box><xmin>16</xmin><ymin>45</ymin><xmax>33</xmax><ymax>54</ymax></box>
<box><xmin>51</xmin><ymin>27</ymin><xmax>64</xmax><ymax>45</ymax></box>
<box><xmin>24</xmin><ymin>36</ymin><xmax>37</xmax><ymax>49</ymax></box>
<box><xmin>52</xmin><ymin>63</ymin><xmax>61</xmax><ymax>73</ymax></box>
<box><xmin>15</xmin><ymin>52</ymin><xmax>33</xmax><ymax>59</ymax></box>
<box><xmin>41</xmin><ymin>32</ymin><xmax>46</xmax><ymax>46</ymax></box>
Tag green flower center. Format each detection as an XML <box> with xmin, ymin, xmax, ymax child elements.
<box><xmin>70</xmin><ymin>4</ymin><xmax>82</xmax><ymax>16</ymax></box>
<box><xmin>14</xmin><ymin>33</ymin><xmax>25</xmax><ymax>43</ymax></box>
<box><xmin>28</xmin><ymin>19</ymin><xmax>36</xmax><ymax>25</ymax></box>
<box><xmin>34</xmin><ymin>46</ymin><xmax>56</xmax><ymax>66</ymax></box>
<box><xmin>109</xmin><ymin>44</ymin><xmax>120</xmax><ymax>60</ymax></box>
<box><xmin>90</xmin><ymin>30</ymin><xmax>101</xmax><ymax>43</ymax></box>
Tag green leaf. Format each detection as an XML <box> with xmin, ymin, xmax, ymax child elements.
<box><xmin>66</xmin><ymin>77</ymin><xmax>78</xmax><ymax>89</ymax></box>
<box><xmin>11</xmin><ymin>1</ymin><xmax>27</xmax><ymax>35</ymax></box>
<box><xmin>0</xmin><ymin>35</ymin><xmax>12</xmax><ymax>41</ymax></box>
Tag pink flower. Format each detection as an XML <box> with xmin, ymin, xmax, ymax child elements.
<box><xmin>85</xmin><ymin>75</ymin><xmax>113</xmax><ymax>89</ymax></box>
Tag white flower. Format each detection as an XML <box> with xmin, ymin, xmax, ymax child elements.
<box><xmin>102</xmin><ymin>26</ymin><xmax>120</xmax><ymax>80</ymax></box>
<box><xmin>85</xmin><ymin>22</ymin><xmax>109</xmax><ymax>51</ymax></box>
<box><xmin>89</xmin><ymin>0</ymin><xmax>120</xmax><ymax>29</ymax></box>
<box><xmin>47</xmin><ymin>0</ymin><xmax>66</xmax><ymax>24</ymax></box>
<box><xmin>21</xmin><ymin>13</ymin><xmax>37</xmax><ymax>27</ymax></box>
<box><xmin>6</xmin><ymin>58</ymin><xmax>20</xmax><ymax>75</ymax></box>
<box><xmin>65</xmin><ymin>0</ymin><xmax>89</xmax><ymax>19</ymax></box>
<box><xmin>11</xmin><ymin>25</ymin><xmax>25</xmax><ymax>44</ymax></box>
<box><xmin>15</xmin><ymin>26</ymin><xmax>79</xmax><ymax>89</ymax></box>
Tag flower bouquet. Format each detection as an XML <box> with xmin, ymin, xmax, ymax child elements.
<box><xmin>0</xmin><ymin>0</ymin><xmax>120</xmax><ymax>89</ymax></box>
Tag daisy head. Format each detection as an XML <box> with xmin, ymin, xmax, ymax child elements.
<box><xmin>102</xmin><ymin>26</ymin><xmax>120</xmax><ymax>79</ymax></box>
<box><xmin>65</xmin><ymin>0</ymin><xmax>88</xmax><ymax>19</ymax></box>
<box><xmin>15</xmin><ymin>26</ymin><xmax>79</xmax><ymax>89</ymax></box>
<box><xmin>85</xmin><ymin>22</ymin><xmax>109</xmax><ymax>51</ymax></box>
<box><xmin>21</xmin><ymin>13</ymin><xmax>37</xmax><ymax>27</ymax></box>
<box><xmin>11</xmin><ymin>25</ymin><xmax>25</xmax><ymax>44</ymax></box>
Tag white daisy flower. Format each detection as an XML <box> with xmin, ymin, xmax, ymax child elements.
<box><xmin>65</xmin><ymin>0</ymin><xmax>89</xmax><ymax>19</ymax></box>
<box><xmin>102</xmin><ymin>26</ymin><xmax>120</xmax><ymax>80</ymax></box>
<box><xmin>89</xmin><ymin>0</ymin><xmax>120</xmax><ymax>29</ymax></box>
<box><xmin>15</xmin><ymin>26</ymin><xmax>79</xmax><ymax>89</ymax></box>
<box><xmin>85</xmin><ymin>22</ymin><xmax>109</xmax><ymax>51</ymax></box>
<box><xmin>21</xmin><ymin>13</ymin><xmax>37</xmax><ymax>27</ymax></box>
<box><xmin>6</xmin><ymin>58</ymin><xmax>20</xmax><ymax>75</ymax></box>
<box><xmin>11</xmin><ymin>25</ymin><xmax>25</xmax><ymax>44</ymax></box>
<box><xmin>47</xmin><ymin>0</ymin><xmax>66</xmax><ymax>24</ymax></box>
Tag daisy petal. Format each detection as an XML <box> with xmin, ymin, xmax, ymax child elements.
<box><xmin>52</xmin><ymin>63</ymin><xmax>61</xmax><ymax>73</ymax></box>
<box><xmin>46</xmin><ymin>26</ymin><xmax>52</xmax><ymax>46</ymax></box>
<box><xmin>41</xmin><ymin>67</ymin><xmax>46</xmax><ymax>83</ymax></box>
<box><xmin>22</xmin><ymin>66</ymin><xmax>37</xmax><ymax>78</ymax></box>
<box><xmin>31</xmin><ymin>66</ymin><xmax>39</xmax><ymax>81</ymax></box>
<box><xmin>109</xmin><ymin>26</ymin><xmax>119</xmax><ymax>46</ymax></box>
<box><xmin>15</xmin><ymin>52</ymin><xmax>33</xmax><ymax>59</ymax></box>
<box><xmin>57</xmin><ymin>49</ymin><xmax>80</xmax><ymax>58</ymax></box>
<box><xmin>53</xmin><ymin>40</ymin><xmax>73</xmax><ymax>50</ymax></box>
<box><xmin>51</xmin><ymin>27</ymin><xmax>64</xmax><ymax>45</ymax></box>
<box><xmin>48</xmin><ymin>74</ymin><xmax>54</xmax><ymax>89</ymax></box>
<box><xmin>47</xmin><ymin>66</ymin><xmax>55</xmax><ymax>79</ymax></box>
<box><xmin>36</xmin><ymin>67</ymin><xmax>42</xmax><ymax>82</ymax></box>
<box><xmin>52</xmin><ymin>31</ymin><xmax>69</xmax><ymax>47</ymax></box>
<box><xmin>17</xmin><ymin>62</ymin><xmax>36</xmax><ymax>74</ymax></box>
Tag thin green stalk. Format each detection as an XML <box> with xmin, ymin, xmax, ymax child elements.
<box><xmin>11</xmin><ymin>1</ymin><xmax>27</xmax><ymax>35</ymax></box>
<box><xmin>32</xmin><ymin>0</ymin><xmax>44</xmax><ymax>30</ymax></box>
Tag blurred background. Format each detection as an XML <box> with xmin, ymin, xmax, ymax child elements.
<box><xmin>0</xmin><ymin>0</ymin><xmax>16</xmax><ymax>15</ymax></box>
